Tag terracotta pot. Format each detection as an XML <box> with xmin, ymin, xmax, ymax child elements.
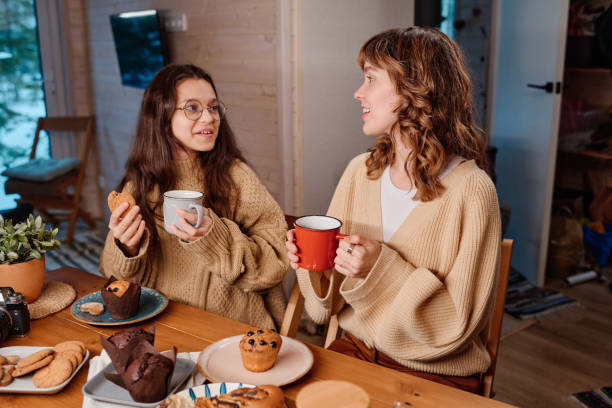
<box><xmin>0</xmin><ymin>255</ymin><xmax>45</xmax><ymax>303</ymax></box>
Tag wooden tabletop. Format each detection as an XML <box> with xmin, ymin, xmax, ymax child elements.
<box><xmin>0</xmin><ymin>267</ymin><xmax>516</xmax><ymax>407</ymax></box>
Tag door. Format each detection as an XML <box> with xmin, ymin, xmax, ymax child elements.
<box><xmin>0</xmin><ymin>0</ymin><xmax>48</xmax><ymax>210</ymax></box>
<box><xmin>488</xmin><ymin>0</ymin><xmax>569</xmax><ymax>286</ymax></box>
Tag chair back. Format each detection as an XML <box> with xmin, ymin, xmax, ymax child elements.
<box><xmin>481</xmin><ymin>238</ymin><xmax>514</xmax><ymax>397</ymax></box>
<box><xmin>280</xmin><ymin>214</ymin><xmax>304</xmax><ymax>338</ymax></box>
<box><xmin>31</xmin><ymin>116</ymin><xmax>94</xmax><ymax>161</ymax></box>
<box><xmin>8</xmin><ymin>116</ymin><xmax>96</xmax><ymax>246</ymax></box>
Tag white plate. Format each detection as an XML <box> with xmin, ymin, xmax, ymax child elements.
<box><xmin>175</xmin><ymin>382</ymin><xmax>254</xmax><ymax>399</ymax></box>
<box><xmin>197</xmin><ymin>335</ymin><xmax>313</xmax><ymax>386</ymax></box>
<box><xmin>0</xmin><ymin>346</ymin><xmax>90</xmax><ymax>394</ymax></box>
<box><xmin>174</xmin><ymin>383</ymin><xmax>287</xmax><ymax>408</ymax></box>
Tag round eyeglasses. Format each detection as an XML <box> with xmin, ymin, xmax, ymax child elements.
<box><xmin>176</xmin><ymin>99</ymin><xmax>228</xmax><ymax>121</ymax></box>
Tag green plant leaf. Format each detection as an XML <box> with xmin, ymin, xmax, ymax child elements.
<box><xmin>0</xmin><ymin>212</ymin><xmax>61</xmax><ymax>264</ymax></box>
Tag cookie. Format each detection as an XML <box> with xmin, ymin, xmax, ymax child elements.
<box><xmin>107</xmin><ymin>191</ymin><xmax>136</xmax><ymax>216</ymax></box>
<box><xmin>54</xmin><ymin>340</ymin><xmax>86</xmax><ymax>356</ymax></box>
<box><xmin>3</xmin><ymin>365</ymin><xmax>14</xmax><ymax>375</ymax></box>
<box><xmin>5</xmin><ymin>356</ymin><xmax>19</xmax><ymax>365</ymax></box>
<box><xmin>32</xmin><ymin>358</ymin><xmax>73</xmax><ymax>388</ymax></box>
<box><xmin>0</xmin><ymin>356</ymin><xmax>6</xmax><ymax>365</ymax></box>
<box><xmin>16</xmin><ymin>348</ymin><xmax>53</xmax><ymax>369</ymax></box>
<box><xmin>0</xmin><ymin>371</ymin><xmax>12</xmax><ymax>386</ymax></box>
<box><xmin>12</xmin><ymin>354</ymin><xmax>54</xmax><ymax>377</ymax></box>
<box><xmin>56</xmin><ymin>350</ymin><xmax>80</xmax><ymax>371</ymax></box>
<box><xmin>80</xmin><ymin>301</ymin><xmax>104</xmax><ymax>315</ymax></box>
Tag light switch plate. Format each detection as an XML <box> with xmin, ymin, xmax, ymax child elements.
<box><xmin>163</xmin><ymin>13</ymin><xmax>187</xmax><ymax>32</ymax></box>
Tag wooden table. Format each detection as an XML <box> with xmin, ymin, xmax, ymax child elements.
<box><xmin>0</xmin><ymin>267</ymin><xmax>516</xmax><ymax>408</ymax></box>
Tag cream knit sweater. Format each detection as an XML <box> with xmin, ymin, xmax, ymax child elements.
<box><xmin>100</xmin><ymin>160</ymin><xmax>289</xmax><ymax>329</ymax></box>
<box><xmin>296</xmin><ymin>154</ymin><xmax>501</xmax><ymax>376</ymax></box>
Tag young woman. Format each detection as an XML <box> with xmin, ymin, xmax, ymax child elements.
<box><xmin>100</xmin><ymin>64</ymin><xmax>289</xmax><ymax>330</ymax></box>
<box><xmin>286</xmin><ymin>27</ymin><xmax>501</xmax><ymax>393</ymax></box>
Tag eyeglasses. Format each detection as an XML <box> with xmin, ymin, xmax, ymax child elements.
<box><xmin>176</xmin><ymin>99</ymin><xmax>228</xmax><ymax>121</ymax></box>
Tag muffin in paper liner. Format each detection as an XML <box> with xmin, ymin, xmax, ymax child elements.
<box><xmin>103</xmin><ymin>337</ymin><xmax>176</xmax><ymax>403</ymax></box>
<box><xmin>100</xmin><ymin>325</ymin><xmax>156</xmax><ymax>376</ymax></box>
<box><xmin>100</xmin><ymin>276</ymin><xmax>141</xmax><ymax>320</ymax></box>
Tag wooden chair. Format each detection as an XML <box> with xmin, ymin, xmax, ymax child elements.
<box><xmin>280</xmin><ymin>214</ymin><xmax>304</xmax><ymax>338</ymax></box>
<box><xmin>3</xmin><ymin>116</ymin><xmax>96</xmax><ymax>245</ymax></box>
<box><xmin>481</xmin><ymin>238</ymin><xmax>514</xmax><ymax>397</ymax></box>
<box><xmin>280</xmin><ymin>223</ymin><xmax>514</xmax><ymax>398</ymax></box>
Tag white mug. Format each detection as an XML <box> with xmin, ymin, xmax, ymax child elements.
<box><xmin>163</xmin><ymin>190</ymin><xmax>204</xmax><ymax>233</ymax></box>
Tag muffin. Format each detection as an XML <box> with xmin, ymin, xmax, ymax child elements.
<box><xmin>238</xmin><ymin>329</ymin><xmax>282</xmax><ymax>372</ymax></box>
<box><xmin>101</xmin><ymin>325</ymin><xmax>156</xmax><ymax>375</ymax></box>
<box><xmin>122</xmin><ymin>350</ymin><xmax>176</xmax><ymax>403</ymax></box>
<box><xmin>103</xmin><ymin>334</ymin><xmax>176</xmax><ymax>404</ymax></box>
<box><xmin>107</xmin><ymin>326</ymin><xmax>155</xmax><ymax>350</ymax></box>
<box><xmin>195</xmin><ymin>385</ymin><xmax>284</xmax><ymax>408</ymax></box>
<box><xmin>101</xmin><ymin>276</ymin><xmax>141</xmax><ymax>319</ymax></box>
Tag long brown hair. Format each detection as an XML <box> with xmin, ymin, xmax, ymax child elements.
<box><xmin>360</xmin><ymin>27</ymin><xmax>487</xmax><ymax>201</ymax></box>
<box><xmin>119</xmin><ymin>64</ymin><xmax>245</xmax><ymax>250</ymax></box>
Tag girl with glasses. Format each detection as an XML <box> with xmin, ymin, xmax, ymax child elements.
<box><xmin>286</xmin><ymin>27</ymin><xmax>501</xmax><ymax>393</ymax></box>
<box><xmin>100</xmin><ymin>63</ymin><xmax>289</xmax><ymax>330</ymax></box>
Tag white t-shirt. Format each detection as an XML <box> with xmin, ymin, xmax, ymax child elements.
<box><xmin>381</xmin><ymin>156</ymin><xmax>465</xmax><ymax>242</ymax></box>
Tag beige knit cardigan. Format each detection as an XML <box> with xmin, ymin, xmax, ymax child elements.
<box><xmin>296</xmin><ymin>154</ymin><xmax>501</xmax><ymax>376</ymax></box>
<box><xmin>100</xmin><ymin>160</ymin><xmax>289</xmax><ymax>329</ymax></box>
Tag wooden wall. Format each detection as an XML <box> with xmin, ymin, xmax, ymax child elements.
<box><xmin>86</xmin><ymin>0</ymin><xmax>280</xmax><ymax>217</ymax></box>
<box><xmin>61</xmin><ymin>0</ymin><xmax>103</xmax><ymax>218</ymax></box>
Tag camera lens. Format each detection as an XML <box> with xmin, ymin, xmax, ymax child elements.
<box><xmin>0</xmin><ymin>308</ymin><xmax>11</xmax><ymax>344</ymax></box>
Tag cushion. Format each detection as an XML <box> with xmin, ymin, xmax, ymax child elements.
<box><xmin>2</xmin><ymin>158</ymin><xmax>81</xmax><ymax>182</ymax></box>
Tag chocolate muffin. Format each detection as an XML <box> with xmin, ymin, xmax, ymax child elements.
<box><xmin>123</xmin><ymin>352</ymin><xmax>175</xmax><ymax>403</ymax></box>
<box><xmin>238</xmin><ymin>328</ymin><xmax>282</xmax><ymax>372</ymax></box>
<box><xmin>103</xmin><ymin>337</ymin><xmax>176</xmax><ymax>404</ymax></box>
<box><xmin>101</xmin><ymin>276</ymin><xmax>141</xmax><ymax>320</ymax></box>
<box><xmin>108</xmin><ymin>326</ymin><xmax>155</xmax><ymax>349</ymax></box>
<box><xmin>101</xmin><ymin>325</ymin><xmax>156</xmax><ymax>375</ymax></box>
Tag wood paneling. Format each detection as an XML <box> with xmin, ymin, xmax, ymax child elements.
<box><xmin>62</xmin><ymin>0</ymin><xmax>102</xmax><ymax>219</ymax></box>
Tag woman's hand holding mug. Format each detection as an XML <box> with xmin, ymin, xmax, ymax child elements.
<box><xmin>286</xmin><ymin>215</ymin><xmax>381</xmax><ymax>276</ymax></box>
<box><xmin>109</xmin><ymin>203</ymin><xmax>146</xmax><ymax>257</ymax></box>
<box><xmin>163</xmin><ymin>190</ymin><xmax>210</xmax><ymax>242</ymax></box>
<box><xmin>169</xmin><ymin>208</ymin><xmax>213</xmax><ymax>242</ymax></box>
<box><xmin>286</xmin><ymin>229</ymin><xmax>300</xmax><ymax>270</ymax></box>
<box><xmin>334</xmin><ymin>235</ymin><xmax>381</xmax><ymax>279</ymax></box>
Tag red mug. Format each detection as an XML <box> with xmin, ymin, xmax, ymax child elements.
<box><xmin>294</xmin><ymin>215</ymin><xmax>348</xmax><ymax>271</ymax></box>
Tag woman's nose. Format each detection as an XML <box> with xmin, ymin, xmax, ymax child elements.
<box><xmin>354</xmin><ymin>83</ymin><xmax>365</xmax><ymax>101</ymax></box>
<box><xmin>198</xmin><ymin>109</ymin><xmax>214</xmax><ymax>123</ymax></box>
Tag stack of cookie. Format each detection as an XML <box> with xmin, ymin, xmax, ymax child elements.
<box><xmin>1</xmin><ymin>340</ymin><xmax>87</xmax><ymax>388</ymax></box>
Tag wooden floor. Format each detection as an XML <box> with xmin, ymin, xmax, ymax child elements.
<box><xmin>493</xmin><ymin>267</ymin><xmax>612</xmax><ymax>407</ymax></box>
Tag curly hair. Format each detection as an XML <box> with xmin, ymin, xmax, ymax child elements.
<box><xmin>119</xmin><ymin>64</ymin><xmax>245</xmax><ymax>250</ymax></box>
<box><xmin>360</xmin><ymin>27</ymin><xmax>487</xmax><ymax>201</ymax></box>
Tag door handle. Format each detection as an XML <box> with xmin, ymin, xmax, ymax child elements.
<box><xmin>527</xmin><ymin>82</ymin><xmax>554</xmax><ymax>93</ymax></box>
<box><xmin>526</xmin><ymin>82</ymin><xmax>562</xmax><ymax>94</ymax></box>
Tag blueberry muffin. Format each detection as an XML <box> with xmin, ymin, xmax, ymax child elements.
<box><xmin>238</xmin><ymin>329</ymin><xmax>282</xmax><ymax>372</ymax></box>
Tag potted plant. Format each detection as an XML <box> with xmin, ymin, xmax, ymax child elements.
<box><xmin>0</xmin><ymin>214</ymin><xmax>61</xmax><ymax>302</ymax></box>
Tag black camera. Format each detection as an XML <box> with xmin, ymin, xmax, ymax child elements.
<box><xmin>0</xmin><ymin>287</ymin><xmax>30</xmax><ymax>343</ymax></box>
